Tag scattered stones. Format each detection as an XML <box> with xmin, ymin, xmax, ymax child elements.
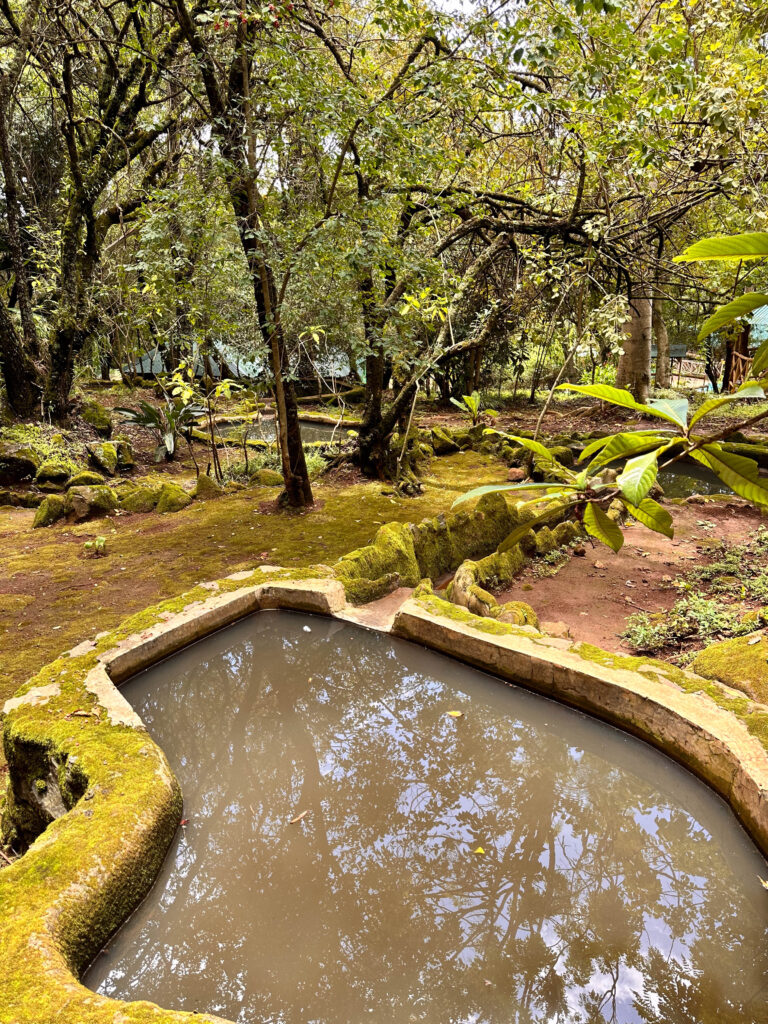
<box><xmin>430</xmin><ymin>426</ymin><xmax>460</xmax><ymax>455</ymax></box>
<box><xmin>32</xmin><ymin>494</ymin><xmax>66</xmax><ymax>529</ymax></box>
<box><xmin>81</xmin><ymin>399</ymin><xmax>113</xmax><ymax>438</ymax></box>
<box><xmin>66</xmin><ymin>485</ymin><xmax>117</xmax><ymax>522</ymax></box>
<box><xmin>192</xmin><ymin>473</ymin><xmax>223</xmax><ymax>500</ymax></box>
<box><xmin>35</xmin><ymin>461</ymin><xmax>71</xmax><ymax>489</ymax></box>
<box><xmin>66</xmin><ymin>470</ymin><xmax>106</xmax><ymax>489</ymax></box>
<box><xmin>506</xmin><ymin>467</ymin><xmax>526</xmax><ymax>482</ymax></box>
<box><xmin>87</xmin><ymin>442</ymin><xmax>118</xmax><ymax>476</ymax></box>
<box><xmin>155</xmin><ymin>482</ymin><xmax>192</xmax><ymax>514</ymax></box>
<box><xmin>0</xmin><ymin>441</ymin><xmax>39</xmax><ymax>484</ymax></box>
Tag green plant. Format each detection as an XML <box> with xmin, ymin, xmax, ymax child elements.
<box><xmin>622</xmin><ymin>595</ymin><xmax>757</xmax><ymax>653</ymax></box>
<box><xmin>83</xmin><ymin>536</ymin><xmax>107</xmax><ymax>558</ymax></box>
<box><xmin>449</xmin><ymin>391</ymin><xmax>498</xmax><ymax>426</ymax></box>
<box><xmin>455</xmin><ymin>376</ymin><xmax>768</xmax><ymax>553</ymax></box>
<box><xmin>115</xmin><ymin>397</ymin><xmax>203</xmax><ymax>461</ymax></box>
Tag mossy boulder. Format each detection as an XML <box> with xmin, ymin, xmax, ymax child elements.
<box><xmin>10</xmin><ymin>489</ymin><xmax>44</xmax><ymax>508</ymax></box>
<box><xmin>32</xmin><ymin>494</ymin><xmax>66</xmax><ymax>528</ymax></box>
<box><xmin>254</xmin><ymin>468</ymin><xmax>284</xmax><ymax>487</ymax></box>
<box><xmin>535</xmin><ymin>526</ymin><xmax>558</xmax><ymax>555</ymax></box>
<box><xmin>66</xmin><ymin>485</ymin><xmax>117</xmax><ymax>522</ymax></box>
<box><xmin>0</xmin><ymin>488</ymin><xmax>11</xmax><ymax>505</ymax></box>
<box><xmin>691</xmin><ymin>634</ymin><xmax>768</xmax><ymax>703</ymax></box>
<box><xmin>118</xmin><ymin>477</ymin><xmax>165</xmax><ymax>513</ymax></box>
<box><xmin>155</xmin><ymin>482</ymin><xmax>192</xmax><ymax>514</ymax></box>
<box><xmin>66</xmin><ymin>470</ymin><xmax>106</xmax><ymax>488</ymax></box>
<box><xmin>35</xmin><ymin>461</ymin><xmax>71</xmax><ymax>488</ymax></box>
<box><xmin>87</xmin><ymin>441</ymin><xmax>118</xmax><ymax>476</ymax></box>
<box><xmin>0</xmin><ymin>442</ymin><xmax>39</xmax><ymax>484</ymax></box>
<box><xmin>431</xmin><ymin>426</ymin><xmax>460</xmax><ymax>454</ymax></box>
<box><xmin>496</xmin><ymin>600</ymin><xmax>539</xmax><ymax>627</ymax></box>
<box><xmin>192</xmin><ymin>473</ymin><xmax>223</xmax><ymax>499</ymax></box>
<box><xmin>81</xmin><ymin>399</ymin><xmax>113</xmax><ymax>438</ymax></box>
<box><xmin>113</xmin><ymin>437</ymin><xmax>135</xmax><ymax>471</ymax></box>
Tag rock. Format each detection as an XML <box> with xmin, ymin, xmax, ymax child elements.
<box><xmin>35</xmin><ymin>461</ymin><xmax>71</xmax><ymax>486</ymax></box>
<box><xmin>113</xmin><ymin>438</ymin><xmax>135</xmax><ymax>471</ymax></box>
<box><xmin>192</xmin><ymin>473</ymin><xmax>223</xmax><ymax>500</ymax></box>
<box><xmin>81</xmin><ymin>399</ymin><xmax>113</xmax><ymax>438</ymax></box>
<box><xmin>119</xmin><ymin>483</ymin><xmax>162</xmax><ymax>513</ymax></box>
<box><xmin>87</xmin><ymin>442</ymin><xmax>118</xmax><ymax>476</ymax></box>
<box><xmin>431</xmin><ymin>426</ymin><xmax>459</xmax><ymax>455</ymax></box>
<box><xmin>155</xmin><ymin>482</ymin><xmax>192</xmax><ymax>514</ymax></box>
<box><xmin>11</xmin><ymin>490</ymin><xmax>44</xmax><ymax>508</ymax></box>
<box><xmin>507</xmin><ymin>467</ymin><xmax>526</xmax><ymax>482</ymax></box>
<box><xmin>0</xmin><ymin>488</ymin><xmax>11</xmax><ymax>506</ymax></box>
<box><xmin>66</xmin><ymin>485</ymin><xmax>117</xmax><ymax>522</ymax></box>
<box><xmin>573</xmin><ymin>546</ymin><xmax>586</xmax><ymax>556</ymax></box>
<box><xmin>32</xmin><ymin>494</ymin><xmax>66</xmax><ymax>528</ymax></box>
<box><xmin>541</xmin><ymin>620</ymin><xmax>572</xmax><ymax>639</ymax></box>
<box><xmin>66</xmin><ymin>470</ymin><xmax>106</xmax><ymax>489</ymax></box>
<box><xmin>496</xmin><ymin>600</ymin><xmax>539</xmax><ymax>627</ymax></box>
<box><xmin>0</xmin><ymin>441</ymin><xmax>39</xmax><ymax>484</ymax></box>
<box><xmin>254</xmin><ymin>468</ymin><xmax>283</xmax><ymax>487</ymax></box>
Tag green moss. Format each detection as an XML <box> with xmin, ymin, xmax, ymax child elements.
<box><xmin>691</xmin><ymin>634</ymin><xmax>768</xmax><ymax>704</ymax></box>
<box><xmin>119</xmin><ymin>480</ymin><xmax>163</xmax><ymax>513</ymax></box>
<box><xmin>32</xmin><ymin>494</ymin><xmax>66</xmax><ymax>529</ymax></box>
<box><xmin>155</xmin><ymin>482</ymin><xmax>193</xmax><ymax>514</ymax></box>
<box><xmin>415</xmin><ymin>591</ymin><xmax>536</xmax><ymax>638</ymax></box>
<box><xmin>87</xmin><ymin>442</ymin><xmax>118</xmax><ymax>476</ymax></box>
<box><xmin>66</xmin><ymin>470</ymin><xmax>106</xmax><ymax>488</ymax></box>
<box><xmin>35</xmin><ymin>461</ymin><xmax>70</xmax><ymax>485</ymax></box>
<box><xmin>66</xmin><ymin>485</ymin><xmax>118</xmax><ymax>522</ymax></box>
<box><xmin>81</xmin><ymin>400</ymin><xmax>113</xmax><ymax>438</ymax></box>
<box><xmin>254</xmin><ymin>468</ymin><xmax>283</xmax><ymax>487</ymax></box>
<box><xmin>495</xmin><ymin>600</ymin><xmax>539</xmax><ymax>627</ymax></box>
<box><xmin>192</xmin><ymin>473</ymin><xmax>223</xmax><ymax>499</ymax></box>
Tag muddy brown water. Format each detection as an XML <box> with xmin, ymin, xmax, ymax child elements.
<box><xmin>224</xmin><ymin>418</ymin><xmax>344</xmax><ymax>444</ymax></box>
<box><xmin>84</xmin><ymin>612</ymin><xmax>768</xmax><ymax>1023</ymax></box>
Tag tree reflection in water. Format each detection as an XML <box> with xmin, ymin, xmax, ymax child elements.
<box><xmin>84</xmin><ymin>612</ymin><xmax>768</xmax><ymax>1024</ymax></box>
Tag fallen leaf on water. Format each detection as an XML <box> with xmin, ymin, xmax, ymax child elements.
<box><xmin>473</xmin><ymin>846</ymin><xmax>486</xmax><ymax>855</ymax></box>
<box><xmin>290</xmin><ymin>810</ymin><xmax>309</xmax><ymax>824</ymax></box>
<box><xmin>447</xmin><ymin>710</ymin><xmax>464</xmax><ymax>719</ymax></box>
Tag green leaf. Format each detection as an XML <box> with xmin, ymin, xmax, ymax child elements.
<box><xmin>689</xmin><ymin>383</ymin><xmax>766</xmax><ymax>428</ymax></box>
<box><xmin>674</xmin><ymin>232</ymin><xmax>768</xmax><ymax>263</ymax></box>
<box><xmin>695</xmin><ymin>293</ymin><xmax>768</xmax><ymax>342</ymax></box>
<box><xmin>623</xmin><ymin>497</ymin><xmax>674</xmax><ymax>538</ymax></box>
<box><xmin>558</xmin><ymin>384</ymin><xmax>687</xmax><ymax>429</ymax></box>
<box><xmin>583</xmin><ymin>501</ymin><xmax>624</xmax><ymax>552</ymax></box>
<box><xmin>488</xmin><ymin>432</ymin><xmax>554</xmax><ymax>461</ymax></box>
<box><xmin>584</xmin><ymin>432</ymin><xmax>670</xmax><ymax>472</ymax></box>
<box><xmin>647</xmin><ymin>398</ymin><xmax>689</xmax><ymax>427</ymax></box>
<box><xmin>617</xmin><ymin>450</ymin><xmax>659</xmax><ymax>505</ymax></box>
<box><xmin>451</xmin><ymin>482</ymin><xmax>574</xmax><ymax>509</ymax></box>
<box><xmin>699</xmin><ymin>445</ymin><xmax>768</xmax><ymax>505</ymax></box>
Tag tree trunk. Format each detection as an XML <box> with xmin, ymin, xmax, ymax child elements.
<box><xmin>653</xmin><ymin>291</ymin><xmax>670</xmax><ymax>388</ymax></box>
<box><xmin>617</xmin><ymin>282</ymin><xmax>652</xmax><ymax>403</ymax></box>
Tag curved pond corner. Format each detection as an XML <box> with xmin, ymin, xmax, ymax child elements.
<box><xmin>84</xmin><ymin>611</ymin><xmax>768</xmax><ymax>1023</ymax></box>
<box><xmin>3</xmin><ymin>573</ymin><xmax>768</xmax><ymax>1024</ymax></box>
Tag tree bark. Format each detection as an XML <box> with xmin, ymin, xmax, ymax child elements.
<box><xmin>617</xmin><ymin>281</ymin><xmax>652</xmax><ymax>403</ymax></box>
<box><xmin>653</xmin><ymin>290</ymin><xmax>670</xmax><ymax>388</ymax></box>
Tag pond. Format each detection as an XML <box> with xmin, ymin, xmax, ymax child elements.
<box><xmin>221</xmin><ymin>417</ymin><xmax>346</xmax><ymax>445</ymax></box>
<box><xmin>84</xmin><ymin>612</ymin><xmax>768</xmax><ymax>1023</ymax></box>
<box><xmin>657</xmin><ymin>460</ymin><xmax>732</xmax><ymax>498</ymax></box>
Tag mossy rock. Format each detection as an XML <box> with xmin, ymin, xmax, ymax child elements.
<box><xmin>10</xmin><ymin>489</ymin><xmax>44</xmax><ymax>508</ymax></box>
<box><xmin>35</xmin><ymin>461</ymin><xmax>71</xmax><ymax>486</ymax></box>
<box><xmin>495</xmin><ymin>600</ymin><xmax>539</xmax><ymax>627</ymax></box>
<box><xmin>254</xmin><ymin>468</ymin><xmax>284</xmax><ymax>487</ymax></box>
<box><xmin>0</xmin><ymin>488</ymin><xmax>11</xmax><ymax>506</ymax></box>
<box><xmin>431</xmin><ymin>426</ymin><xmax>459</xmax><ymax>455</ymax></box>
<box><xmin>66</xmin><ymin>485</ymin><xmax>117</xmax><ymax>522</ymax></box>
<box><xmin>32</xmin><ymin>494</ymin><xmax>66</xmax><ymax>529</ymax></box>
<box><xmin>87</xmin><ymin>441</ymin><xmax>118</xmax><ymax>476</ymax></box>
<box><xmin>66</xmin><ymin>470</ymin><xmax>106</xmax><ymax>489</ymax></box>
<box><xmin>0</xmin><ymin>442</ymin><xmax>39</xmax><ymax>484</ymax></box>
<box><xmin>113</xmin><ymin>438</ymin><xmax>135</xmax><ymax>471</ymax></box>
<box><xmin>155</xmin><ymin>482</ymin><xmax>192</xmax><ymax>514</ymax></box>
<box><xmin>691</xmin><ymin>634</ymin><xmax>768</xmax><ymax>703</ymax></box>
<box><xmin>119</xmin><ymin>482</ymin><xmax>163</xmax><ymax>513</ymax></box>
<box><xmin>552</xmin><ymin>520</ymin><xmax>581</xmax><ymax>546</ymax></box>
<box><xmin>192</xmin><ymin>473</ymin><xmax>223</xmax><ymax>499</ymax></box>
<box><xmin>81</xmin><ymin>399</ymin><xmax>113</xmax><ymax>438</ymax></box>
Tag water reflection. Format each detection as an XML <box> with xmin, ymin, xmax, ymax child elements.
<box><xmin>85</xmin><ymin>613</ymin><xmax>768</xmax><ymax>1023</ymax></box>
<box><xmin>221</xmin><ymin>418</ymin><xmax>342</xmax><ymax>444</ymax></box>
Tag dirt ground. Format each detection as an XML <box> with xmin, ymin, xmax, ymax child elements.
<box><xmin>496</xmin><ymin>500</ymin><xmax>766</xmax><ymax>653</ymax></box>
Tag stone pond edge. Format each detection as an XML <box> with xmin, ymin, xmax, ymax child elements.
<box><xmin>2</xmin><ymin>570</ymin><xmax>768</xmax><ymax>1022</ymax></box>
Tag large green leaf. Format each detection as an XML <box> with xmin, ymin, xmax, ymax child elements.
<box><xmin>689</xmin><ymin>382</ymin><xmax>766</xmax><ymax>428</ymax></box>
<box><xmin>647</xmin><ymin>397</ymin><xmax>689</xmax><ymax>427</ymax></box>
<box><xmin>578</xmin><ymin>430</ymin><xmax>670</xmax><ymax>463</ymax></box>
<box><xmin>585</xmin><ymin>432</ymin><xmax>670</xmax><ymax>473</ymax></box>
<box><xmin>674</xmin><ymin>232</ymin><xmax>768</xmax><ymax>263</ymax></box>
<box><xmin>558</xmin><ymin>384</ymin><xmax>687</xmax><ymax>429</ymax></box>
<box><xmin>700</xmin><ymin>445</ymin><xmax>768</xmax><ymax>505</ymax></box>
<box><xmin>695</xmin><ymin>293</ymin><xmax>768</xmax><ymax>342</ymax></box>
<box><xmin>451</xmin><ymin>482</ymin><xmax>574</xmax><ymax>509</ymax></box>
<box><xmin>623</xmin><ymin>497</ymin><xmax>674</xmax><ymax>538</ymax></box>
<box><xmin>751</xmin><ymin>337</ymin><xmax>768</xmax><ymax>379</ymax></box>
<box><xmin>583</xmin><ymin>501</ymin><xmax>624</xmax><ymax>552</ymax></box>
<box><xmin>486</xmin><ymin>432</ymin><xmax>555</xmax><ymax>461</ymax></box>
<box><xmin>617</xmin><ymin>450</ymin><xmax>659</xmax><ymax>505</ymax></box>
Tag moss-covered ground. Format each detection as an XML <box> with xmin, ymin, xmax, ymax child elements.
<box><xmin>0</xmin><ymin>451</ymin><xmax>504</xmax><ymax>713</ymax></box>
